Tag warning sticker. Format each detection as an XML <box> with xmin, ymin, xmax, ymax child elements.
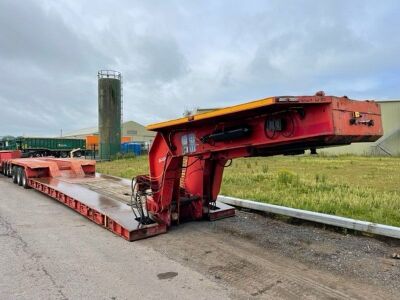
<box><xmin>181</xmin><ymin>133</ymin><xmax>196</xmax><ymax>154</ymax></box>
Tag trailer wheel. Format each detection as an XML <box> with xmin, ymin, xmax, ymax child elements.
<box><xmin>21</xmin><ymin>169</ymin><xmax>30</xmax><ymax>189</ymax></box>
<box><xmin>7</xmin><ymin>164</ymin><xmax>12</xmax><ymax>178</ymax></box>
<box><xmin>60</xmin><ymin>152</ymin><xmax>68</xmax><ymax>158</ymax></box>
<box><xmin>17</xmin><ymin>168</ymin><xmax>23</xmax><ymax>186</ymax></box>
<box><xmin>12</xmin><ymin>166</ymin><xmax>18</xmax><ymax>183</ymax></box>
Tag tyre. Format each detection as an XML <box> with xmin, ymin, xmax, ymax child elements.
<box><xmin>17</xmin><ymin>168</ymin><xmax>23</xmax><ymax>186</ymax></box>
<box><xmin>60</xmin><ymin>152</ymin><xmax>68</xmax><ymax>158</ymax></box>
<box><xmin>12</xmin><ymin>166</ymin><xmax>18</xmax><ymax>183</ymax></box>
<box><xmin>74</xmin><ymin>151</ymin><xmax>82</xmax><ymax>158</ymax></box>
<box><xmin>7</xmin><ymin>164</ymin><xmax>12</xmax><ymax>178</ymax></box>
<box><xmin>21</xmin><ymin>169</ymin><xmax>30</xmax><ymax>189</ymax></box>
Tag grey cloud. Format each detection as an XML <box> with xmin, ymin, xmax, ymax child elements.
<box><xmin>122</xmin><ymin>35</ymin><xmax>189</xmax><ymax>83</ymax></box>
<box><xmin>0</xmin><ymin>0</ymin><xmax>399</xmax><ymax>136</ymax></box>
<box><xmin>0</xmin><ymin>0</ymin><xmax>109</xmax><ymax>75</ymax></box>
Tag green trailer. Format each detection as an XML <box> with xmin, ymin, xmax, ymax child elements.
<box><xmin>0</xmin><ymin>137</ymin><xmax>86</xmax><ymax>158</ymax></box>
<box><xmin>0</xmin><ymin>136</ymin><xmax>17</xmax><ymax>150</ymax></box>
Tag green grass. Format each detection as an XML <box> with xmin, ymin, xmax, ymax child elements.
<box><xmin>96</xmin><ymin>155</ymin><xmax>149</xmax><ymax>179</ymax></box>
<box><xmin>97</xmin><ymin>155</ymin><xmax>400</xmax><ymax>227</ymax></box>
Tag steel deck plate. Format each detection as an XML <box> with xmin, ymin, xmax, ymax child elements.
<box><xmin>30</xmin><ymin>176</ymin><xmax>166</xmax><ymax>241</ymax></box>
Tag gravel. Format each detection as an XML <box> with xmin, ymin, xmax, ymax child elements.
<box><xmin>212</xmin><ymin>209</ymin><xmax>400</xmax><ymax>293</ymax></box>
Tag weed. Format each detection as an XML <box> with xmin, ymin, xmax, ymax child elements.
<box><xmin>315</xmin><ymin>173</ymin><xmax>327</xmax><ymax>184</ymax></box>
<box><xmin>277</xmin><ymin>170</ymin><xmax>299</xmax><ymax>186</ymax></box>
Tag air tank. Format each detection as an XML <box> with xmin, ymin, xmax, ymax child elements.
<box><xmin>98</xmin><ymin>70</ymin><xmax>122</xmax><ymax>160</ymax></box>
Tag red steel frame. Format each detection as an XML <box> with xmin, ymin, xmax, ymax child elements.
<box><xmin>138</xmin><ymin>93</ymin><xmax>383</xmax><ymax>227</ymax></box>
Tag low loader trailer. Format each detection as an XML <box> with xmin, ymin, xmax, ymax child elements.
<box><xmin>0</xmin><ymin>92</ymin><xmax>383</xmax><ymax>241</ymax></box>
<box><xmin>0</xmin><ymin>155</ymin><xmax>165</xmax><ymax>240</ymax></box>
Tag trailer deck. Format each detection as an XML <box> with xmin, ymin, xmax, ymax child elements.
<box><xmin>0</xmin><ymin>156</ymin><xmax>169</xmax><ymax>241</ymax></box>
<box><xmin>29</xmin><ymin>175</ymin><xmax>167</xmax><ymax>241</ymax></box>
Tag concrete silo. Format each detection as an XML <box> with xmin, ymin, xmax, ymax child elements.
<box><xmin>98</xmin><ymin>70</ymin><xmax>122</xmax><ymax>160</ymax></box>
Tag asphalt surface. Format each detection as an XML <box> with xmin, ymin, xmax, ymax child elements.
<box><xmin>0</xmin><ymin>177</ymin><xmax>229</xmax><ymax>300</ymax></box>
<box><xmin>1</xmin><ymin>175</ymin><xmax>399</xmax><ymax>299</ymax></box>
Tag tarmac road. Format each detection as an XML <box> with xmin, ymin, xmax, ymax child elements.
<box><xmin>0</xmin><ymin>176</ymin><xmax>399</xmax><ymax>299</ymax></box>
<box><xmin>0</xmin><ymin>177</ymin><xmax>229</xmax><ymax>300</ymax></box>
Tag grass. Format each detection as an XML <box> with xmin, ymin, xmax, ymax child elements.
<box><xmin>96</xmin><ymin>155</ymin><xmax>149</xmax><ymax>179</ymax></box>
<box><xmin>97</xmin><ymin>155</ymin><xmax>400</xmax><ymax>227</ymax></box>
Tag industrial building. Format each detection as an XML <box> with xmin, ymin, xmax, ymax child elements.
<box><xmin>322</xmin><ymin>100</ymin><xmax>400</xmax><ymax>156</ymax></box>
<box><xmin>63</xmin><ymin>120</ymin><xmax>156</xmax><ymax>145</ymax></box>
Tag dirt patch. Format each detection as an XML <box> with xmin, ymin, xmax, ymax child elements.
<box><xmin>141</xmin><ymin>210</ymin><xmax>400</xmax><ymax>299</ymax></box>
<box><xmin>216</xmin><ymin>210</ymin><xmax>400</xmax><ymax>288</ymax></box>
<box><xmin>157</xmin><ymin>272</ymin><xmax>178</xmax><ymax>280</ymax></box>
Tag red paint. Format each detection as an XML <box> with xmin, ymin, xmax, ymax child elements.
<box><xmin>138</xmin><ymin>94</ymin><xmax>383</xmax><ymax>227</ymax></box>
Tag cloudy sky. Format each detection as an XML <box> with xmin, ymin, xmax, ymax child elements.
<box><xmin>0</xmin><ymin>0</ymin><xmax>399</xmax><ymax>136</ymax></box>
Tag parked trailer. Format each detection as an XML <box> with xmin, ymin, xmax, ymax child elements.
<box><xmin>0</xmin><ymin>137</ymin><xmax>86</xmax><ymax>158</ymax></box>
<box><xmin>0</xmin><ymin>155</ymin><xmax>165</xmax><ymax>240</ymax></box>
<box><xmin>0</xmin><ymin>92</ymin><xmax>383</xmax><ymax>242</ymax></box>
<box><xmin>17</xmin><ymin>137</ymin><xmax>86</xmax><ymax>158</ymax></box>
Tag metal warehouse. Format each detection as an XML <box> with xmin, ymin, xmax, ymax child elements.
<box><xmin>63</xmin><ymin>120</ymin><xmax>156</xmax><ymax>145</ymax></box>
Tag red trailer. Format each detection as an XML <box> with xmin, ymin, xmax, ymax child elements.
<box><xmin>0</xmin><ymin>150</ymin><xmax>22</xmax><ymax>176</ymax></box>
<box><xmin>0</xmin><ymin>92</ymin><xmax>383</xmax><ymax>241</ymax></box>
<box><xmin>0</xmin><ymin>156</ymin><xmax>166</xmax><ymax>240</ymax></box>
<box><xmin>136</xmin><ymin>92</ymin><xmax>383</xmax><ymax>229</ymax></box>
